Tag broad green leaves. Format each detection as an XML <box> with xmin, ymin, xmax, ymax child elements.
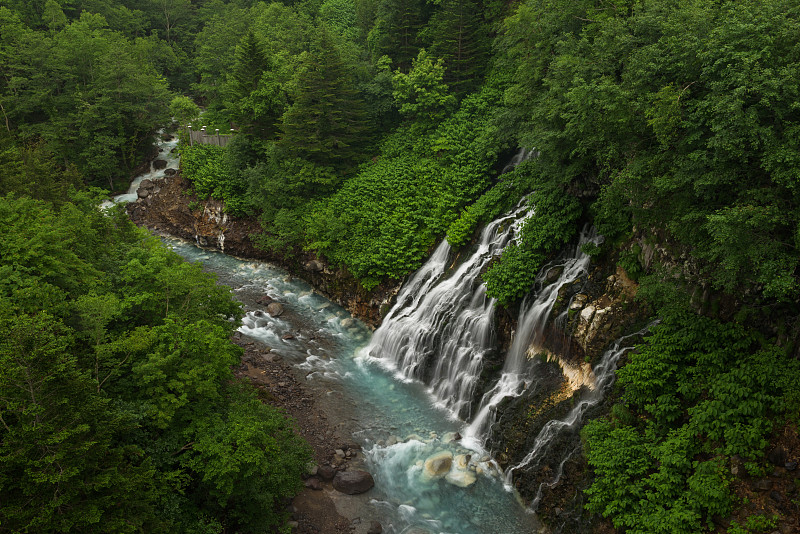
<box><xmin>304</xmin><ymin>86</ymin><xmax>503</xmax><ymax>287</ymax></box>
<box><xmin>392</xmin><ymin>49</ymin><xmax>456</xmax><ymax>127</ymax></box>
<box><xmin>585</xmin><ymin>312</ymin><xmax>800</xmax><ymax>532</ymax></box>
<box><xmin>483</xmin><ymin>172</ymin><xmax>583</xmax><ymax>305</ymax></box>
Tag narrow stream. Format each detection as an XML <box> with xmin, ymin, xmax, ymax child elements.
<box><xmin>165</xmin><ymin>239</ymin><xmax>542</xmax><ymax>534</ymax></box>
<box><xmin>103</xmin><ymin>132</ymin><xmax>180</xmax><ymax>207</ymax></box>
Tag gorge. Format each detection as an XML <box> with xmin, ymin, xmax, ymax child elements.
<box><xmin>125</xmin><ymin>135</ymin><xmax>647</xmax><ymax>533</ymax></box>
<box><xmin>3</xmin><ymin>1</ymin><xmax>800</xmax><ymax>532</ymax></box>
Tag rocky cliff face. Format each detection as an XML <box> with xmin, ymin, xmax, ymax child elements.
<box><xmin>485</xmin><ymin>252</ymin><xmax>648</xmax><ymax>533</ymax></box>
<box><xmin>126</xmin><ymin>175</ymin><xmax>400</xmax><ymax>328</ymax></box>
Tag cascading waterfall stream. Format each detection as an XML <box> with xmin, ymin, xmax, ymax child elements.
<box><xmin>166</xmin><ymin>238</ymin><xmax>543</xmax><ymax>534</ymax></box>
<box><xmin>363</xmin><ymin>203</ymin><xmax>529</xmax><ymax>420</ymax></box>
<box><xmin>103</xmin><ymin>131</ymin><xmax>180</xmax><ymax>207</ymax></box>
<box><xmin>504</xmin><ymin>324</ymin><xmax>655</xmax><ymax>510</ymax></box>
<box><xmin>501</xmin><ymin>147</ymin><xmax>539</xmax><ymax>174</ymax></box>
<box><xmin>463</xmin><ymin>226</ymin><xmax>602</xmax><ymax>448</ymax></box>
<box><xmin>152</xmin><ymin>141</ymin><xmax>641</xmax><ymax>531</ymax></box>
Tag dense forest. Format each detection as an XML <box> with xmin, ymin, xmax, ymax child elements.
<box><xmin>1</xmin><ymin>0</ymin><xmax>800</xmax><ymax>532</ymax></box>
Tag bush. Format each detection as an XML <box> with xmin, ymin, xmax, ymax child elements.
<box><xmin>303</xmin><ymin>86</ymin><xmax>505</xmax><ymax>287</ymax></box>
<box><xmin>483</xmin><ymin>180</ymin><xmax>582</xmax><ymax>306</ymax></box>
<box><xmin>179</xmin><ymin>144</ymin><xmax>250</xmax><ymax>216</ymax></box>
<box><xmin>584</xmin><ymin>310</ymin><xmax>800</xmax><ymax>533</ymax></box>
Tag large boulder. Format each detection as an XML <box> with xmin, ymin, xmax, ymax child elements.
<box><xmin>266</xmin><ymin>302</ymin><xmax>284</xmax><ymax>317</ymax></box>
<box><xmin>445</xmin><ymin>469</ymin><xmax>476</xmax><ymax>488</ymax></box>
<box><xmin>317</xmin><ymin>465</ymin><xmax>335</xmax><ymax>481</ymax></box>
<box><xmin>153</xmin><ymin>159</ymin><xmax>168</xmax><ymax>170</ymax></box>
<box><xmin>421</xmin><ymin>451</ymin><xmax>453</xmax><ymax>482</ymax></box>
<box><xmin>332</xmin><ymin>470</ymin><xmax>374</xmax><ymax>495</ymax></box>
<box><xmin>164</xmin><ymin>168</ymin><xmax>177</xmax><ymax>176</ymax></box>
<box><xmin>304</xmin><ymin>260</ymin><xmax>324</xmax><ymax>272</ymax></box>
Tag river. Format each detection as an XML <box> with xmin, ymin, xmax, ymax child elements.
<box><xmin>164</xmin><ymin>238</ymin><xmax>543</xmax><ymax>534</ymax></box>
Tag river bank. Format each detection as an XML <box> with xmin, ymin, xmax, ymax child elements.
<box><xmin>231</xmin><ymin>331</ymin><xmax>379</xmax><ymax>534</ymax></box>
<box><xmin>161</xmin><ymin>235</ymin><xmax>543</xmax><ymax>534</ymax></box>
<box><xmin>126</xmin><ymin>174</ymin><xmax>401</xmax><ymax>328</ymax></box>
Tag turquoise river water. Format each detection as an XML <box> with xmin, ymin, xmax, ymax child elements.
<box><xmin>165</xmin><ymin>238</ymin><xmax>542</xmax><ymax>534</ymax></box>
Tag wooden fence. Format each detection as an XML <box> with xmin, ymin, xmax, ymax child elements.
<box><xmin>185</xmin><ymin>126</ymin><xmax>236</xmax><ymax>147</ymax></box>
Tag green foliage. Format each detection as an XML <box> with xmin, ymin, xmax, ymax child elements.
<box><xmin>0</xmin><ymin>309</ymin><xmax>157</xmax><ymax>533</ymax></box>
<box><xmin>0</xmin><ymin>194</ymin><xmax>310</xmax><ymax>532</ymax></box>
<box><xmin>367</xmin><ymin>0</ymin><xmax>428</xmax><ymax>69</ymax></box>
<box><xmin>304</xmin><ymin>85</ymin><xmax>504</xmax><ymax>287</ymax></box>
<box><xmin>186</xmin><ymin>384</ymin><xmax>311</xmax><ymax>531</ymax></box>
<box><xmin>421</xmin><ymin>0</ymin><xmax>490</xmax><ymax>95</ymax></box>
<box><xmin>179</xmin><ymin>143</ymin><xmax>250</xmax><ymax>215</ymax></box>
<box><xmin>225</xmin><ymin>30</ymin><xmax>284</xmax><ymax>140</ymax></box>
<box><xmin>0</xmin><ymin>139</ymin><xmax>84</xmax><ymax>204</ymax></box>
<box><xmin>279</xmin><ymin>28</ymin><xmax>372</xmax><ymax>172</ymax></box>
<box><xmin>483</xmin><ymin>179</ymin><xmax>583</xmax><ymax>306</ymax></box>
<box><xmin>728</xmin><ymin>514</ymin><xmax>780</xmax><ymax>534</ymax></box>
<box><xmin>392</xmin><ymin>48</ymin><xmax>456</xmax><ymax>127</ymax></box>
<box><xmin>618</xmin><ymin>245</ymin><xmax>643</xmax><ymax>281</ymax></box>
<box><xmin>191</xmin><ymin>2</ymin><xmax>252</xmax><ymax>104</ymax></box>
<box><xmin>496</xmin><ymin>0</ymin><xmax>800</xmax><ymax>300</ymax></box>
<box><xmin>0</xmin><ymin>9</ymin><xmax>171</xmax><ymax>189</ymax></box>
<box><xmin>169</xmin><ymin>95</ymin><xmax>201</xmax><ymax>126</ymax></box>
<box><xmin>585</xmin><ymin>311</ymin><xmax>800</xmax><ymax>532</ymax></box>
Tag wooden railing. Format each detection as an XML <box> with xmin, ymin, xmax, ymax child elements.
<box><xmin>185</xmin><ymin>126</ymin><xmax>236</xmax><ymax>147</ymax></box>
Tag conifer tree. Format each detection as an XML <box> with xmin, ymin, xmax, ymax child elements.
<box><xmin>425</xmin><ymin>0</ymin><xmax>490</xmax><ymax>95</ymax></box>
<box><xmin>227</xmin><ymin>30</ymin><xmax>283</xmax><ymax>140</ymax></box>
<box><xmin>368</xmin><ymin>0</ymin><xmax>428</xmax><ymax>70</ymax></box>
<box><xmin>279</xmin><ymin>28</ymin><xmax>371</xmax><ymax>173</ymax></box>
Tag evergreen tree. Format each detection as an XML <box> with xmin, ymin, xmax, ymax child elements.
<box><xmin>424</xmin><ymin>0</ymin><xmax>490</xmax><ymax>95</ymax></box>
<box><xmin>226</xmin><ymin>30</ymin><xmax>284</xmax><ymax>139</ymax></box>
<box><xmin>368</xmin><ymin>0</ymin><xmax>428</xmax><ymax>70</ymax></box>
<box><xmin>279</xmin><ymin>28</ymin><xmax>371</xmax><ymax>172</ymax></box>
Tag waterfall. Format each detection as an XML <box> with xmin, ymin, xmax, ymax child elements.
<box><xmin>363</xmin><ymin>203</ymin><xmax>529</xmax><ymax>420</ymax></box>
<box><xmin>463</xmin><ymin>226</ymin><xmax>601</xmax><ymax>447</ymax></box>
<box><xmin>504</xmin><ymin>324</ymin><xmax>654</xmax><ymax>510</ymax></box>
<box><xmin>500</xmin><ymin>147</ymin><xmax>538</xmax><ymax>174</ymax></box>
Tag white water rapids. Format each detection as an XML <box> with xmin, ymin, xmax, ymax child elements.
<box><xmin>103</xmin><ymin>132</ymin><xmax>179</xmax><ymax>207</ymax></box>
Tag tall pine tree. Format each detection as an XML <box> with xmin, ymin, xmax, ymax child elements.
<box><xmin>226</xmin><ymin>30</ymin><xmax>284</xmax><ymax>140</ymax></box>
<box><xmin>279</xmin><ymin>28</ymin><xmax>371</xmax><ymax>173</ymax></box>
<box><xmin>368</xmin><ymin>0</ymin><xmax>429</xmax><ymax>70</ymax></box>
<box><xmin>424</xmin><ymin>0</ymin><xmax>490</xmax><ymax>96</ymax></box>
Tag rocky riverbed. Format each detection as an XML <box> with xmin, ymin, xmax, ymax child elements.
<box><xmin>232</xmin><ymin>331</ymin><xmax>384</xmax><ymax>534</ymax></box>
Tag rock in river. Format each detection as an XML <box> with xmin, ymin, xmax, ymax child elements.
<box><xmin>333</xmin><ymin>470</ymin><xmax>375</xmax><ymax>495</ymax></box>
<box><xmin>267</xmin><ymin>302</ymin><xmax>284</xmax><ymax>317</ymax></box>
<box><xmin>421</xmin><ymin>451</ymin><xmax>453</xmax><ymax>482</ymax></box>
